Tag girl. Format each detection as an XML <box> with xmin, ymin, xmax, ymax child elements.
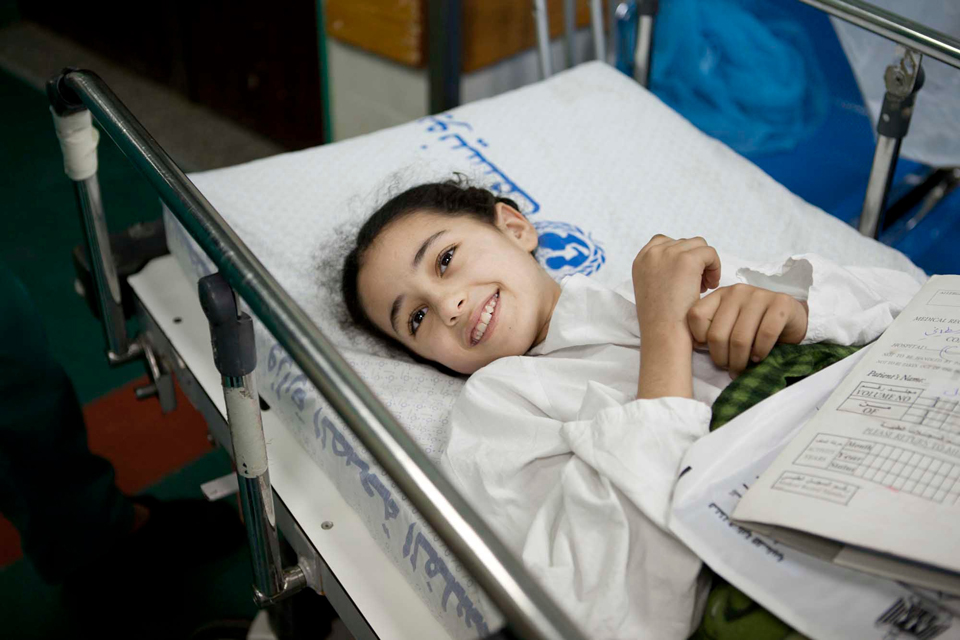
<box><xmin>341</xmin><ymin>180</ymin><xmax>922</xmax><ymax>639</ymax></box>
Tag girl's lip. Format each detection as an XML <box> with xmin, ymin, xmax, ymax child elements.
<box><xmin>468</xmin><ymin>290</ymin><xmax>500</xmax><ymax>347</ymax></box>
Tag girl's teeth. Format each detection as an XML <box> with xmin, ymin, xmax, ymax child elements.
<box><xmin>474</xmin><ymin>292</ymin><xmax>499</xmax><ymax>344</ymax></box>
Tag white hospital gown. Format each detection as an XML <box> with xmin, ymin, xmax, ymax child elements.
<box><xmin>440</xmin><ymin>253</ymin><xmax>923</xmax><ymax>640</ymax></box>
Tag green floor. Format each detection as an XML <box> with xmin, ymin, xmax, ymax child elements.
<box><xmin>1</xmin><ymin>69</ymin><xmax>258</xmax><ymax>635</ymax></box>
<box><xmin>0</xmin><ymin>450</ymin><xmax>257</xmax><ymax>638</ymax></box>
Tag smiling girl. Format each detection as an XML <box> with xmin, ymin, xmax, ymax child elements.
<box><xmin>341</xmin><ymin>180</ymin><xmax>922</xmax><ymax>638</ymax></box>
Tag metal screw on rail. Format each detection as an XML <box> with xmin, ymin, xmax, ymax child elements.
<box><xmin>198</xmin><ymin>272</ymin><xmax>306</xmax><ymax>606</ymax></box>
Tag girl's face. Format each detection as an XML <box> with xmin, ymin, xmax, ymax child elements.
<box><xmin>357</xmin><ymin>205</ymin><xmax>561</xmax><ymax>374</ymax></box>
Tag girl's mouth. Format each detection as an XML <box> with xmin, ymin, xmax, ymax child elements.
<box><xmin>471</xmin><ymin>290</ymin><xmax>500</xmax><ymax>346</ymax></box>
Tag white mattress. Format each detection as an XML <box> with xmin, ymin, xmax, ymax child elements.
<box><xmin>163</xmin><ymin>62</ymin><xmax>923</xmax><ymax>639</ymax></box>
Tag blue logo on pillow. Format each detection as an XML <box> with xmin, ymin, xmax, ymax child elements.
<box><xmin>533</xmin><ymin>221</ymin><xmax>606</xmax><ymax>278</ymax></box>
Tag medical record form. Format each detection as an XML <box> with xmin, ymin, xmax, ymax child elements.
<box><xmin>733</xmin><ymin>274</ymin><xmax>960</xmax><ymax>595</ymax></box>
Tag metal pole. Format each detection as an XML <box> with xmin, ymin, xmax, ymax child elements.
<box><xmin>608</xmin><ymin>0</ymin><xmax>619</xmax><ymax>65</ymax></box>
<box><xmin>226</xmin><ymin>372</ymin><xmax>307</xmax><ymax>605</ymax></box>
<box><xmin>55</xmin><ymin>69</ymin><xmax>587</xmax><ymax>640</ymax></box>
<box><xmin>72</xmin><ymin>175</ymin><xmax>133</xmax><ymax>361</ymax></box>
<box><xmin>634</xmin><ymin>0</ymin><xmax>658</xmax><ymax>88</ymax></box>
<box><xmin>858</xmin><ymin>46</ymin><xmax>923</xmax><ymax>238</ymax></box>
<box><xmin>796</xmin><ymin>0</ymin><xmax>960</xmax><ymax>70</ymax></box>
<box><xmin>47</xmin><ymin>78</ymin><xmax>139</xmax><ymax>365</ymax></box>
<box><xmin>533</xmin><ymin>0</ymin><xmax>553</xmax><ymax>78</ymax></box>
<box><xmin>590</xmin><ymin>0</ymin><xmax>605</xmax><ymax>62</ymax></box>
<box><xmin>428</xmin><ymin>0</ymin><xmax>461</xmax><ymax>113</ymax></box>
<box><xmin>564</xmin><ymin>0</ymin><xmax>576</xmax><ymax>68</ymax></box>
<box><xmin>859</xmin><ymin>136</ymin><xmax>902</xmax><ymax>237</ymax></box>
<box><xmin>199</xmin><ymin>272</ymin><xmax>306</xmax><ymax>606</ymax></box>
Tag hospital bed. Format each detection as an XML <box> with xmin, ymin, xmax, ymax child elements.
<box><xmin>46</xmin><ymin>3</ymin><xmax>958</xmax><ymax>639</ymax></box>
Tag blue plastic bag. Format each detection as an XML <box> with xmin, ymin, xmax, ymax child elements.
<box><xmin>643</xmin><ymin>0</ymin><xmax>828</xmax><ymax>155</ymax></box>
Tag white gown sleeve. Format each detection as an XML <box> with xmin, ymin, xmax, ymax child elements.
<box><xmin>441</xmin><ymin>358</ymin><xmax>710</xmax><ymax>639</ymax></box>
<box><xmin>725</xmin><ymin>253</ymin><xmax>926</xmax><ymax>346</ymax></box>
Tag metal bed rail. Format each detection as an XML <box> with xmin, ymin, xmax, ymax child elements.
<box><xmin>797</xmin><ymin>0</ymin><xmax>960</xmax><ymax>238</ymax></box>
<box><xmin>533</xmin><ymin>0</ymin><xmax>657</xmax><ymax>86</ymax></box>
<box><xmin>48</xmin><ymin>69</ymin><xmax>588</xmax><ymax>640</ymax></box>
<box><xmin>534</xmin><ymin>0</ymin><xmax>959</xmax><ymax>239</ymax></box>
<box><xmin>797</xmin><ymin>0</ymin><xmax>960</xmax><ymax>70</ymax></box>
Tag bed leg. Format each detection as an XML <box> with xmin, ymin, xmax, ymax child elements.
<box><xmin>859</xmin><ymin>46</ymin><xmax>924</xmax><ymax>239</ymax></box>
<box><xmin>47</xmin><ymin>69</ymin><xmax>141</xmax><ymax>365</ymax></box>
<box><xmin>198</xmin><ymin>272</ymin><xmax>307</xmax><ymax>607</ymax></box>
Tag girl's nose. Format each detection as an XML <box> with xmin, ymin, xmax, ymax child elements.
<box><xmin>440</xmin><ymin>293</ymin><xmax>466</xmax><ymax>325</ymax></box>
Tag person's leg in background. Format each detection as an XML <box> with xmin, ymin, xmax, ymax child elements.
<box><xmin>0</xmin><ymin>262</ymin><xmax>140</xmax><ymax>585</ymax></box>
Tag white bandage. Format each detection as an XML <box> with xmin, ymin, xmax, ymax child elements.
<box><xmin>50</xmin><ymin>107</ymin><xmax>100</xmax><ymax>181</ymax></box>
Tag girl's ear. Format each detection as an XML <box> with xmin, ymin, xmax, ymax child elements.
<box><xmin>494</xmin><ymin>202</ymin><xmax>539</xmax><ymax>253</ymax></box>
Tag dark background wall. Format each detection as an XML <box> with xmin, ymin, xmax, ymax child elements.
<box><xmin>21</xmin><ymin>0</ymin><xmax>326</xmax><ymax>149</ymax></box>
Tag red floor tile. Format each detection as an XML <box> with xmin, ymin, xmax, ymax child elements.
<box><xmin>0</xmin><ymin>376</ymin><xmax>212</xmax><ymax>568</ymax></box>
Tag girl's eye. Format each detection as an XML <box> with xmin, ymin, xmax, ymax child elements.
<box><xmin>438</xmin><ymin>247</ymin><xmax>456</xmax><ymax>275</ymax></box>
<box><xmin>409</xmin><ymin>307</ymin><xmax>427</xmax><ymax>336</ymax></box>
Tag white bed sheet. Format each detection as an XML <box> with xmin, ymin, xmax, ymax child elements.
<box><xmin>163</xmin><ymin>61</ymin><xmax>923</xmax><ymax>639</ymax></box>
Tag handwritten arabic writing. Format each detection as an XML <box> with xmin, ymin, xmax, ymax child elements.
<box><xmin>771</xmin><ymin>471</ymin><xmax>857</xmax><ymax>505</ymax></box>
<box><xmin>418</xmin><ymin>114</ymin><xmax>609</xmax><ymax>281</ymax></box>
<box><xmin>419</xmin><ymin>115</ymin><xmax>541</xmax><ymax>215</ymax></box>
<box><xmin>403</xmin><ymin>523</ymin><xmax>490</xmax><ymax>634</ymax></box>
<box><xmin>261</xmin><ymin>341</ymin><xmax>491</xmax><ymax>633</ymax></box>
<box><xmin>707</xmin><ymin>503</ymin><xmax>784</xmax><ymax>562</ymax></box>
<box><xmin>313</xmin><ymin>410</ymin><xmax>401</xmax><ymax>526</ymax></box>
<box><xmin>939</xmin><ymin>345</ymin><xmax>960</xmax><ymax>363</ymax></box>
<box><xmin>924</xmin><ymin>326</ymin><xmax>960</xmax><ymax>338</ymax></box>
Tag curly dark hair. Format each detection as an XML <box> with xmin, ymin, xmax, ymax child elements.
<box><xmin>341</xmin><ymin>178</ymin><xmax>522</xmax><ymax>362</ymax></box>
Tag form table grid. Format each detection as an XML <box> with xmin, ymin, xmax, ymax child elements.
<box><xmin>793</xmin><ymin>434</ymin><xmax>960</xmax><ymax>505</ymax></box>
<box><xmin>838</xmin><ymin>382</ymin><xmax>960</xmax><ymax>435</ymax></box>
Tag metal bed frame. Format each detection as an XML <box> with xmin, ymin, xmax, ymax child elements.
<box><xmin>46</xmin><ymin>68</ymin><xmax>585</xmax><ymax>640</ymax></box>
<box><xmin>47</xmin><ymin>2</ymin><xmax>959</xmax><ymax>639</ymax></box>
<box><xmin>534</xmin><ymin>0</ymin><xmax>960</xmax><ymax>240</ymax></box>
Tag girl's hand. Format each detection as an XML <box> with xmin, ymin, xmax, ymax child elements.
<box><xmin>633</xmin><ymin>235</ymin><xmax>721</xmax><ymax>400</ymax></box>
<box><xmin>687</xmin><ymin>284</ymin><xmax>809</xmax><ymax>376</ymax></box>
<box><xmin>632</xmin><ymin>235</ymin><xmax>722</xmax><ymax>335</ymax></box>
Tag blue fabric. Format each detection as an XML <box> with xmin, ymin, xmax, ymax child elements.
<box><xmin>648</xmin><ymin>0</ymin><xmax>829</xmax><ymax>155</ymax></box>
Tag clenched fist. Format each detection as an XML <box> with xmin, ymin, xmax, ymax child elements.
<box><xmin>687</xmin><ymin>283</ymin><xmax>809</xmax><ymax>376</ymax></box>
<box><xmin>632</xmin><ymin>235</ymin><xmax>722</xmax><ymax>335</ymax></box>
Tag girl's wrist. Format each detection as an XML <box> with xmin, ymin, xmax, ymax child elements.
<box><xmin>638</xmin><ymin>323</ymin><xmax>694</xmax><ymax>400</ymax></box>
<box><xmin>639</xmin><ymin>318</ymin><xmax>692</xmax><ymax>345</ymax></box>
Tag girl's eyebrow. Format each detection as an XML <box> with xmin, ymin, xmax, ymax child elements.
<box><xmin>413</xmin><ymin>230</ymin><xmax>447</xmax><ymax>268</ymax></box>
<box><xmin>389</xmin><ymin>294</ymin><xmax>404</xmax><ymax>334</ymax></box>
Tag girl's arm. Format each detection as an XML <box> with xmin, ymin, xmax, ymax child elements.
<box><xmin>631</xmin><ymin>235</ymin><xmax>720</xmax><ymax>399</ymax></box>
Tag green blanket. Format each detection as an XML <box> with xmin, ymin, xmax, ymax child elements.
<box><xmin>691</xmin><ymin>342</ymin><xmax>860</xmax><ymax>640</ymax></box>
